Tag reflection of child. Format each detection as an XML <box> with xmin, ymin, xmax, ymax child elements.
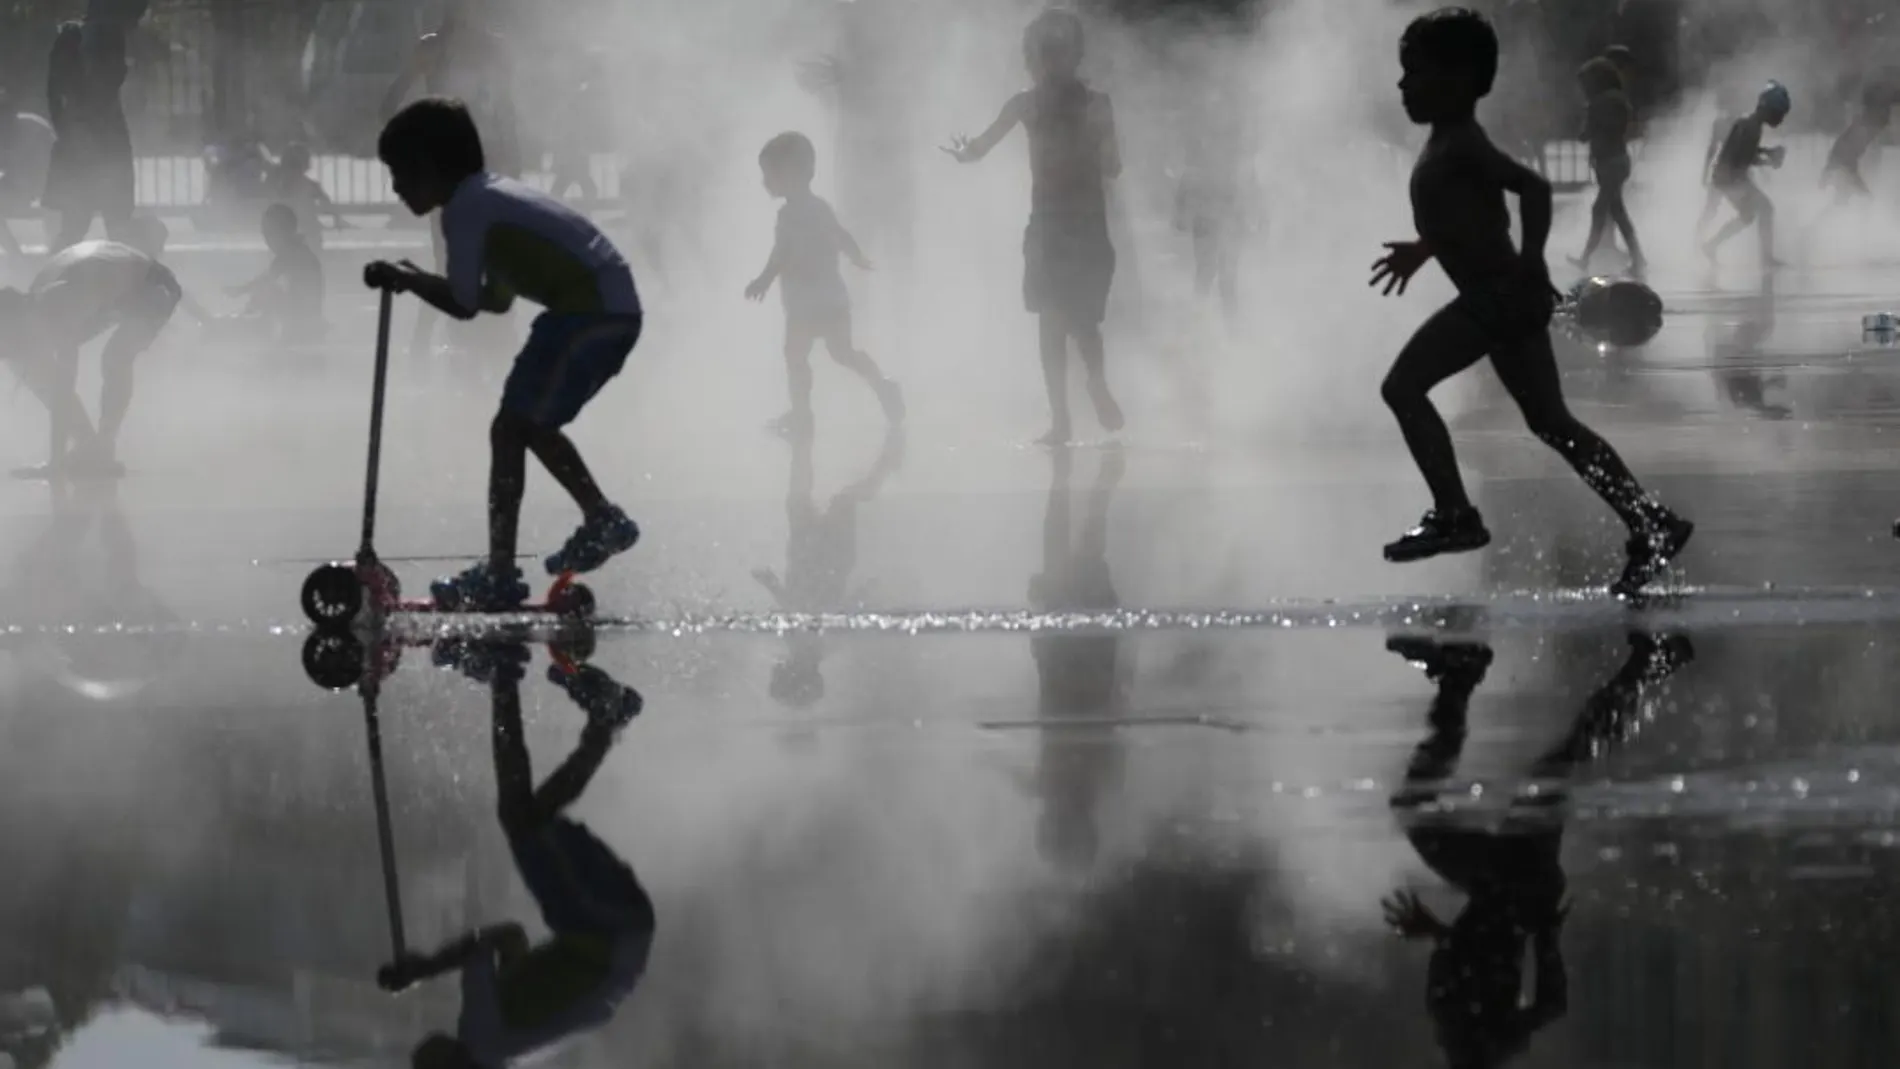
<box><xmin>225</xmin><ymin>203</ymin><xmax>324</xmax><ymax>338</ymax></box>
<box><xmin>380</xmin><ymin>643</ymin><xmax>649</xmax><ymax>1069</ymax></box>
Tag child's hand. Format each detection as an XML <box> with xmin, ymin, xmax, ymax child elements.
<box><xmin>1381</xmin><ymin>889</ymin><xmax>1448</xmax><ymax>940</ymax></box>
<box><xmin>849</xmin><ymin>252</ymin><xmax>873</xmax><ymax>271</ymax></box>
<box><xmin>1766</xmin><ymin>145</ymin><xmax>1787</xmax><ymax>168</ymax></box>
<box><xmin>744</xmin><ymin>276</ymin><xmax>771</xmax><ymax>301</ymax></box>
<box><xmin>1369</xmin><ymin>240</ymin><xmax>1431</xmax><ymax>296</ymax></box>
<box><xmin>941</xmin><ymin>136</ymin><xmax>977</xmax><ymax>163</ymax></box>
<box><xmin>376</xmin><ymin>957</ymin><xmax>424</xmax><ymax>992</ymax></box>
<box><xmin>363</xmin><ymin>260</ymin><xmax>405</xmax><ymax>292</ymax></box>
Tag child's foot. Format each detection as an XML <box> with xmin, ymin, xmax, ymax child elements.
<box><xmin>548</xmin><ymin>663</ymin><xmax>644</xmax><ymax>734</ymax></box>
<box><xmin>875</xmin><ymin>379</ymin><xmax>906</xmax><ymax>424</ymax></box>
<box><xmin>767</xmin><ymin>410</ymin><xmax>814</xmax><ymax>439</ymax></box>
<box><xmin>1383</xmin><ymin>508</ymin><xmax>1491</xmax><ymax>563</ymax></box>
<box><xmin>1700</xmin><ymin>242</ymin><xmax>1719</xmax><ymax>264</ymax></box>
<box><xmin>1567</xmin><ymin>254</ymin><xmax>1592</xmax><ymax>272</ymax></box>
<box><xmin>430</xmin><ymin>561</ymin><xmax>531</xmax><ymax>612</ymax></box>
<box><xmin>1628</xmin><ymin>255</ymin><xmax>1648</xmax><ymax>279</ymax></box>
<box><xmin>545</xmin><ymin>504</ymin><xmax>640</xmax><ymax>576</ymax></box>
<box><xmin>1611</xmin><ymin>510</ymin><xmax>1694</xmax><ymax>599</ymax></box>
<box><xmin>1629</xmin><ymin>631</ymin><xmax>1696</xmax><ymax>684</ymax></box>
<box><xmin>1035</xmin><ymin>426</ymin><xmax>1072</xmax><ymax>447</ymax></box>
<box><xmin>1089</xmin><ymin>379</ymin><xmax>1125</xmax><ymax>432</ymax></box>
<box><xmin>431</xmin><ymin>638</ymin><xmax>531</xmax><ymax>684</ymax></box>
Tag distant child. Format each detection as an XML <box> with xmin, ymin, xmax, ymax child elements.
<box><xmin>1569</xmin><ymin>57</ymin><xmax>1644</xmax><ymax>276</ymax></box>
<box><xmin>947</xmin><ymin>10</ymin><xmax>1125</xmax><ymax>445</ymax></box>
<box><xmin>1368</xmin><ymin>8</ymin><xmax>1691</xmax><ymax>598</ymax></box>
<box><xmin>1701</xmin><ymin>81</ymin><xmax>1792</xmax><ymax>267</ymax></box>
<box><xmin>381</xmin><ymin>640</ymin><xmax>649</xmax><ymax>1069</ymax></box>
<box><xmin>0</xmin><ymin>224</ymin><xmax>186</xmax><ymax>476</ymax></box>
<box><xmin>225</xmin><ymin>202</ymin><xmax>324</xmax><ymax>338</ymax></box>
<box><xmin>744</xmin><ymin>131</ymin><xmax>903</xmax><ymax>439</ymax></box>
<box><xmin>263</xmin><ymin>142</ymin><xmax>343</xmax><ymax>248</ymax></box>
<box><xmin>1174</xmin><ymin>79</ymin><xmax>1257</xmax><ymax>324</ymax></box>
<box><xmin>1818</xmin><ymin>86</ymin><xmax>1892</xmax><ymax>208</ymax></box>
<box><xmin>367</xmin><ymin>97</ymin><xmax>642</xmax><ymax>611</ymax></box>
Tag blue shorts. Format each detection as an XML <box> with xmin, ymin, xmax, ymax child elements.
<box><xmin>500</xmin><ymin>313</ymin><xmax>642</xmax><ymax>429</ymax></box>
<box><xmin>508</xmin><ymin>817</ymin><xmax>654</xmax><ymax>938</ymax></box>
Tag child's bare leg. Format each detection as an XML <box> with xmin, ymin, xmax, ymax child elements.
<box><xmin>523</xmin><ymin>423</ymin><xmax>609</xmax><ymax>517</ymax></box>
<box><xmin>1704</xmin><ymin>183</ymin><xmax>1759</xmax><ymax>256</ymax></box>
<box><xmin>492</xmin><ymin>670</ymin><xmax>539</xmax><ymax>832</ymax></box>
<box><xmin>487</xmin><ymin>412</ymin><xmax>534</xmax><ymax>570</ymax></box>
<box><xmin>1380</xmin><ymin>305</ymin><xmax>1490</xmax><ymax>513</ymax></box>
<box><xmin>821</xmin><ymin>316</ymin><xmax>903</xmax><ymax>422</ymax></box>
<box><xmin>1605</xmin><ymin>180</ymin><xmax>1644</xmax><ymax>268</ymax></box>
<box><xmin>780</xmin><ymin>321</ymin><xmax>818</xmax><ymax>433</ymax></box>
<box><xmin>1038</xmin><ymin>314</ymin><xmax>1072</xmax><ymax>442</ymax></box>
<box><xmin>1754</xmin><ymin>192</ymin><xmax>1778</xmax><ymax>265</ymax></box>
<box><xmin>1493</xmin><ymin>332</ymin><xmax>1662</xmax><ymax>532</ymax></box>
<box><xmin>1071</xmin><ymin>321</ymin><xmax>1123</xmax><ymax>432</ymax></box>
<box><xmin>1577</xmin><ymin>189</ymin><xmax>1612</xmax><ymax>264</ymax></box>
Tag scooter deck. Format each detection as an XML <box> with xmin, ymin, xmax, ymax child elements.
<box><xmin>371</xmin><ymin>573</ymin><xmax>592</xmax><ymax>619</ymax></box>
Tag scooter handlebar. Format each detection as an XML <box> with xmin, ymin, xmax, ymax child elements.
<box><xmin>363</xmin><ymin>262</ymin><xmax>402</xmax><ymax>292</ymax></box>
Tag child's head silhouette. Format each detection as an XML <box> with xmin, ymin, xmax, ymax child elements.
<box><xmin>277</xmin><ymin>141</ymin><xmax>312</xmax><ymax>173</ymax></box>
<box><xmin>1024</xmin><ymin>9</ymin><xmax>1085</xmax><ymax>84</ymax></box>
<box><xmin>1398</xmin><ymin>7</ymin><xmax>1498</xmax><ymax>124</ymax></box>
<box><xmin>1577</xmin><ymin>56</ymin><xmax>1622</xmax><ymax>99</ymax></box>
<box><xmin>759</xmin><ymin>131</ymin><xmax>817</xmax><ymax>198</ymax></box>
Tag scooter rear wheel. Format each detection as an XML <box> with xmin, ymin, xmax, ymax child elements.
<box><xmin>302</xmin><ymin>563</ymin><xmax>363</xmax><ymax>625</ymax></box>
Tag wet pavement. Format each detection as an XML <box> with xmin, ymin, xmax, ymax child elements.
<box><xmin>7</xmin><ymin>260</ymin><xmax>1900</xmax><ymax>1067</ymax></box>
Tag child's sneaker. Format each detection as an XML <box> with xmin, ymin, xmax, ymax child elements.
<box><xmin>1611</xmin><ymin>510</ymin><xmax>1694</xmax><ymax>599</ymax></box>
<box><xmin>545</xmin><ymin>505</ymin><xmax>640</xmax><ymax>576</ymax></box>
<box><xmin>432</xmin><ymin>639</ymin><xmax>531</xmax><ymax>685</ymax></box>
<box><xmin>767</xmin><ymin>410</ymin><xmax>815</xmax><ymax>439</ymax></box>
<box><xmin>548</xmin><ymin>663</ymin><xmax>644</xmax><ymax>733</ymax></box>
<box><xmin>1383</xmin><ymin>508</ymin><xmax>1491</xmax><ymax>563</ymax></box>
<box><xmin>430</xmin><ymin>561</ymin><xmax>531</xmax><ymax>612</ymax></box>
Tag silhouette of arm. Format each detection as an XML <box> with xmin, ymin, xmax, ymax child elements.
<box><xmin>1095</xmin><ymin>94</ymin><xmax>1122</xmax><ymax>181</ymax></box>
<box><xmin>950</xmin><ymin>93</ymin><xmax>1027</xmax><ymax>163</ymax></box>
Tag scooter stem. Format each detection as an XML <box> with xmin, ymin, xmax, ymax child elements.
<box><xmin>359</xmin><ymin>288</ymin><xmax>395</xmax><ymax>555</ymax></box>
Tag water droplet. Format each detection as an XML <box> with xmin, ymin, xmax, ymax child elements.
<box><xmin>1670</xmin><ymin>776</ymin><xmax>1685</xmax><ymax>793</ymax></box>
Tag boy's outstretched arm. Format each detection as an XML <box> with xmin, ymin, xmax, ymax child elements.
<box><xmin>745</xmin><ymin>242</ymin><xmax>782</xmax><ymax>301</ymax></box>
<box><xmin>1096</xmin><ymin>95</ymin><xmax>1123</xmax><ymax>181</ymax></box>
<box><xmin>945</xmin><ymin>93</ymin><xmax>1026</xmax><ymax>163</ymax></box>
<box><xmin>833</xmin><ymin>214</ymin><xmax>871</xmax><ymax>269</ymax></box>
<box><xmin>379</xmin><ymin>923</ymin><xmax>528</xmax><ymax>990</ymax></box>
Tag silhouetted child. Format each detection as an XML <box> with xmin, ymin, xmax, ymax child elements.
<box><xmin>1175</xmin><ymin>78</ymin><xmax>1256</xmax><ymax>324</ymax></box>
<box><xmin>1382</xmin><ymin>630</ymin><xmax>1693</xmax><ymax>1069</ymax></box>
<box><xmin>225</xmin><ymin>202</ymin><xmax>324</xmax><ymax>338</ymax></box>
<box><xmin>745</xmin><ymin>132</ymin><xmax>902</xmax><ymax>439</ymax></box>
<box><xmin>1702</xmin><ymin>81</ymin><xmax>1792</xmax><ymax>267</ymax></box>
<box><xmin>380</xmin><ymin>640</ymin><xmax>649</xmax><ymax>1069</ymax></box>
<box><xmin>1569</xmin><ymin>57</ymin><xmax>1644</xmax><ymax>275</ymax></box>
<box><xmin>264</xmin><ymin>142</ymin><xmax>343</xmax><ymax>248</ymax></box>
<box><xmin>0</xmin><ymin>224</ymin><xmax>189</xmax><ymax>477</ymax></box>
<box><xmin>368</xmin><ymin>97</ymin><xmax>642</xmax><ymax>611</ymax></box>
<box><xmin>1368</xmin><ymin>8</ymin><xmax>1690</xmax><ymax>598</ymax></box>
<box><xmin>947</xmin><ymin>9</ymin><xmax>1125</xmax><ymax>445</ymax></box>
<box><xmin>1693</xmin><ymin>102</ymin><xmax>1738</xmax><ymax>237</ymax></box>
<box><xmin>1818</xmin><ymin>87</ymin><xmax>1892</xmax><ymax>208</ymax></box>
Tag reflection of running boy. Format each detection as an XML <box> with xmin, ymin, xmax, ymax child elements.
<box><xmin>0</xmin><ymin>231</ymin><xmax>184</xmax><ymax>476</ymax></box>
<box><xmin>1381</xmin><ymin>631</ymin><xmax>1692</xmax><ymax>1069</ymax></box>
<box><xmin>745</xmin><ymin>132</ymin><xmax>903</xmax><ymax>439</ymax></box>
<box><xmin>947</xmin><ymin>10</ymin><xmax>1126</xmax><ymax>445</ymax></box>
<box><xmin>1701</xmin><ymin>82</ymin><xmax>1792</xmax><ymax>267</ymax></box>
<box><xmin>368</xmin><ymin>98</ymin><xmax>642</xmax><ymax>611</ymax></box>
<box><xmin>1368</xmin><ymin>8</ymin><xmax>1691</xmax><ymax>598</ymax></box>
<box><xmin>380</xmin><ymin>642</ymin><xmax>649</xmax><ymax>1069</ymax></box>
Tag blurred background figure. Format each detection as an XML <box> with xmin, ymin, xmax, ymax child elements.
<box><xmin>43</xmin><ymin>0</ymin><xmax>149</xmax><ymax>253</ymax></box>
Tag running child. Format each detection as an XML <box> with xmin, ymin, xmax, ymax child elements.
<box><xmin>263</xmin><ymin>142</ymin><xmax>345</xmax><ymax>248</ymax></box>
<box><xmin>1814</xmin><ymin>85</ymin><xmax>1892</xmax><ymax>216</ymax></box>
<box><xmin>744</xmin><ymin>131</ymin><xmax>903</xmax><ymax>439</ymax></box>
<box><xmin>0</xmin><ymin>222</ymin><xmax>187</xmax><ymax>477</ymax></box>
<box><xmin>1368</xmin><ymin>8</ymin><xmax>1691</xmax><ymax>598</ymax></box>
<box><xmin>946</xmin><ymin>9</ymin><xmax>1126</xmax><ymax>445</ymax></box>
<box><xmin>367</xmin><ymin>97</ymin><xmax>641</xmax><ymax>611</ymax></box>
<box><xmin>1569</xmin><ymin>57</ymin><xmax>1644</xmax><ymax>275</ymax></box>
<box><xmin>225</xmin><ymin>202</ymin><xmax>324</xmax><ymax>339</ymax></box>
<box><xmin>380</xmin><ymin>639</ymin><xmax>650</xmax><ymax>1069</ymax></box>
<box><xmin>1702</xmin><ymin>82</ymin><xmax>1792</xmax><ymax>267</ymax></box>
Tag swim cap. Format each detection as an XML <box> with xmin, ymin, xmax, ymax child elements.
<box><xmin>1758</xmin><ymin>80</ymin><xmax>1791</xmax><ymax>117</ymax></box>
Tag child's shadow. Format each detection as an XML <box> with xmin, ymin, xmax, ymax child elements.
<box><xmin>1381</xmin><ymin>630</ymin><xmax>1695</xmax><ymax>1069</ymax></box>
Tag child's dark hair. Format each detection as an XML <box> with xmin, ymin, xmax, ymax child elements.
<box><xmin>378</xmin><ymin>97</ymin><xmax>485</xmax><ymax>181</ymax></box>
<box><xmin>1025</xmin><ymin>9</ymin><xmax>1085</xmax><ymax>74</ymax></box>
<box><xmin>262</xmin><ymin>202</ymin><xmax>298</xmax><ymax>234</ymax></box>
<box><xmin>277</xmin><ymin>141</ymin><xmax>313</xmax><ymax>171</ymax></box>
<box><xmin>1577</xmin><ymin>56</ymin><xmax>1623</xmax><ymax>97</ymax></box>
<box><xmin>1401</xmin><ymin>7</ymin><xmax>1499</xmax><ymax>98</ymax></box>
<box><xmin>759</xmin><ymin>131</ymin><xmax>817</xmax><ymax>185</ymax></box>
